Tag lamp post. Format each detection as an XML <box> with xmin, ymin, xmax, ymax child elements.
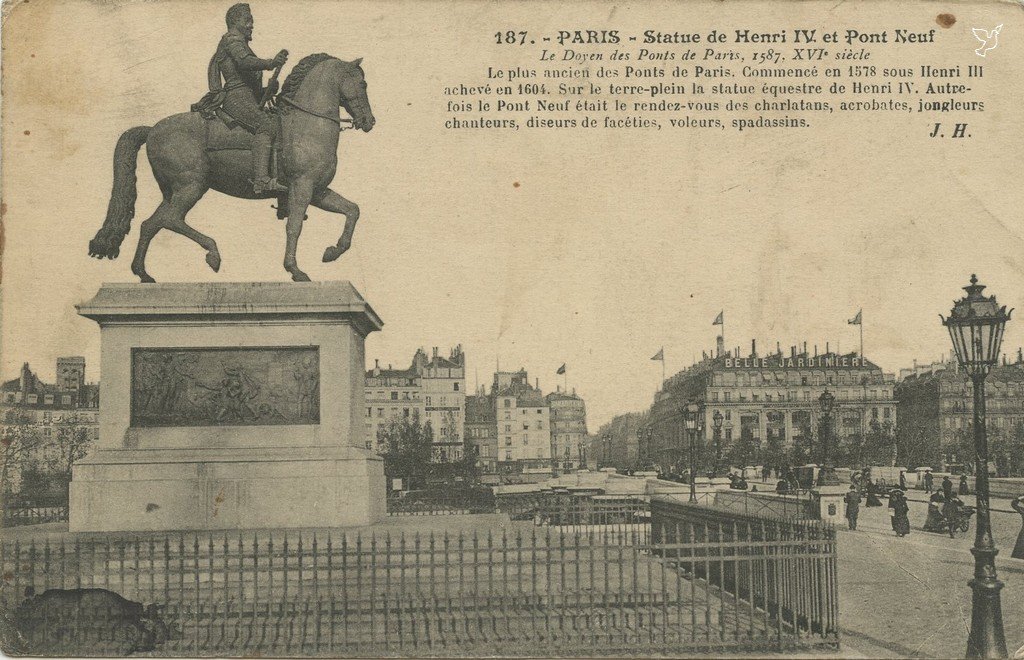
<box><xmin>817</xmin><ymin>388</ymin><xmax>838</xmax><ymax>485</ymax></box>
<box><xmin>942</xmin><ymin>274</ymin><xmax>1011</xmax><ymax>659</ymax></box>
<box><xmin>683</xmin><ymin>401</ymin><xmax>703</xmax><ymax>502</ymax></box>
<box><xmin>602</xmin><ymin>433</ymin><xmax>611</xmax><ymax>469</ymax></box>
<box><xmin>712</xmin><ymin>410</ymin><xmax>724</xmax><ymax>477</ymax></box>
<box><xmin>645</xmin><ymin>428</ymin><xmax>654</xmax><ymax>471</ymax></box>
<box><xmin>636</xmin><ymin>426</ymin><xmax>645</xmax><ymax>470</ymax></box>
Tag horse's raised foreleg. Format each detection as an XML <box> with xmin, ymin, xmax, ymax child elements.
<box><xmin>283</xmin><ymin>181</ymin><xmax>314</xmax><ymax>282</ymax></box>
<box><xmin>160</xmin><ymin>183</ymin><xmax>218</xmax><ymax>271</ymax></box>
<box><xmin>313</xmin><ymin>188</ymin><xmax>359</xmax><ymax>263</ymax></box>
<box><xmin>130</xmin><ymin>202</ymin><xmax>172</xmax><ymax>283</ymax></box>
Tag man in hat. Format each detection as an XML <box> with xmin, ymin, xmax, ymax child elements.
<box><xmin>203</xmin><ymin>3</ymin><xmax>289</xmax><ymax>195</ymax></box>
<box><xmin>843</xmin><ymin>484</ymin><xmax>861</xmax><ymax>531</ymax></box>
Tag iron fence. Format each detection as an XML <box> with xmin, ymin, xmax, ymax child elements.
<box><xmin>385</xmin><ymin>488</ymin><xmax>496</xmax><ymax>516</ymax></box>
<box><xmin>0</xmin><ymin>512</ymin><xmax>839</xmax><ymax>656</ymax></box>
<box><xmin>2</xmin><ymin>505</ymin><xmax>69</xmax><ymax>527</ymax></box>
<box><xmin>651</xmin><ymin>495</ymin><xmax>839</xmax><ymax>647</ymax></box>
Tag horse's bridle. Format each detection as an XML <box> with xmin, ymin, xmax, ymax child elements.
<box><xmin>277</xmin><ymin>95</ymin><xmax>355</xmax><ymax>131</ymax></box>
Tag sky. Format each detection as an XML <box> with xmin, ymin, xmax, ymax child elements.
<box><xmin>2</xmin><ymin>0</ymin><xmax>1024</xmax><ymax>430</ymax></box>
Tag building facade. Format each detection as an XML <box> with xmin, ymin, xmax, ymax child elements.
<box><xmin>547</xmin><ymin>389</ymin><xmax>588</xmax><ymax>472</ymax></box>
<box><xmin>0</xmin><ymin>358</ymin><xmax>100</xmax><ymax>496</ymax></box>
<box><xmin>364</xmin><ymin>346</ymin><xmax>466</xmax><ymax>462</ymax></box>
<box><xmin>492</xmin><ymin>370</ymin><xmax>552</xmax><ymax>475</ymax></box>
<box><xmin>647</xmin><ymin>341</ymin><xmax>895</xmax><ymax>471</ymax></box>
<box><xmin>896</xmin><ymin>350</ymin><xmax>1024</xmax><ymax>473</ymax></box>
<box><xmin>464</xmin><ymin>392</ymin><xmax>498</xmax><ymax>475</ymax></box>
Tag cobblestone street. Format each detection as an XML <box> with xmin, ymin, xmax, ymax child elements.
<box><xmin>836</xmin><ymin>493</ymin><xmax>1024</xmax><ymax>658</ymax></box>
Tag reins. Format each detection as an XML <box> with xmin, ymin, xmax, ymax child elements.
<box><xmin>277</xmin><ymin>95</ymin><xmax>355</xmax><ymax>130</ymax></box>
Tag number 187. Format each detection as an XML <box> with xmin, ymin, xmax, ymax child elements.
<box><xmin>495</xmin><ymin>31</ymin><xmax>528</xmax><ymax>45</ymax></box>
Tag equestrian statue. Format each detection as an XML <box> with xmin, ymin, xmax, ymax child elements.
<box><xmin>88</xmin><ymin>3</ymin><xmax>375</xmax><ymax>282</ymax></box>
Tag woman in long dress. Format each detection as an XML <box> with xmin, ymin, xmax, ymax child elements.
<box><xmin>865</xmin><ymin>480</ymin><xmax>884</xmax><ymax>507</ymax></box>
<box><xmin>889</xmin><ymin>489</ymin><xmax>911</xmax><ymax>537</ymax></box>
<box><xmin>923</xmin><ymin>490</ymin><xmax>947</xmax><ymax>532</ymax></box>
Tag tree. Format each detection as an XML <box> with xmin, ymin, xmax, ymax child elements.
<box><xmin>377</xmin><ymin>412</ymin><xmax>433</xmax><ymax>490</ymax></box>
<box><xmin>44</xmin><ymin>412</ymin><xmax>95</xmax><ymax>501</ymax></box>
<box><xmin>0</xmin><ymin>410</ymin><xmax>43</xmax><ymax>498</ymax></box>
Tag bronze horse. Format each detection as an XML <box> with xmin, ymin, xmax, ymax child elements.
<box><xmin>89</xmin><ymin>54</ymin><xmax>374</xmax><ymax>282</ymax></box>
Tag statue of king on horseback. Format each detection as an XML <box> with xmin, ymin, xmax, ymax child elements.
<box><xmin>89</xmin><ymin>3</ymin><xmax>375</xmax><ymax>282</ymax></box>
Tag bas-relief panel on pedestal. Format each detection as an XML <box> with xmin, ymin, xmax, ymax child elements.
<box><xmin>130</xmin><ymin>347</ymin><xmax>320</xmax><ymax>427</ymax></box>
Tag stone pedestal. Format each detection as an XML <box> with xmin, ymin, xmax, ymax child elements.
<box><xmin>70</xmin><ymin>282</ymin><xmax>385</xmax><ymax>532</ymax></box>
<box><xmin>812</xmin><ymin>485</ymin><xmax>848</xmax><ymax>523</ymax></box>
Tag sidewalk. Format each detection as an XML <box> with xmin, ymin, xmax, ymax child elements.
<box><xmin>835</xmin><ymin>497</ymin><xmax>1024</xmax><ymax>658</ymax></box>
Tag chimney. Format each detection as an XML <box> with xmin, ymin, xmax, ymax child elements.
<box><xmin>572</xmin><ymin>387</ymin><xmax>576</xmax><ymax>396</ymax></box>
<box><xmin>433</xmin><ymin>347</ymin><xmax>438</xmax><ymax>360</ymax></box>
<box><xmin>1018</xmin><ymin>348</ymin><xmax>1023</xmax><ymax>364</ymax></box>
<box><xmin>826</xmin><ymin>342</ymin><xmax>830</xmax><ymax>354</ymax></box>
<box><xmin>814</xmin><ymin>344</ymin><xmax>818</xmax><ymax>357</ymax></box>
<box><xmin>791</xmin><ymin>345</ymin><xmax>797</xmax><ymax>359</ymax></box>
<box><xmin>803</xmin><ymin>342</ymin><xmax>808</xmax><ymax>355</ymax></box>
<box><xmin>717</xmin><ymin>335</ymin><xmax>725</xmax><ymax>357</ymax></box>
<box><xmin>751</xmin><ymin>339</ymin><xmax>757</xmax><ymax>358</ymax></box>
<box><xmin>776</xmin><ymin>341</ymin><xmax>781</xmax><ymax>354</ymax></box>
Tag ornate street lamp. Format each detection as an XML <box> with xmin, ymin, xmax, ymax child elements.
<box><xmin>816</xmin><ymin>388</ymin><xmax>840</xmax><ymax>486</ymax></box>
<box><xmin>941</xmin><ymin>274</ymin><xmax>1012</xmax><ymax>658</ymax></box>
<box><xmin>712</xmin><ymin>410</ymin><xmax>724</xmax><ymax>477</ymax></box>
<box><xmin>645</xmin><ymin>428</ymin><xmax>654</xmax><ymax>471</ymax></box>
<box><xmin>683</xmin><ymin>401</ymin><xmax>703</xmax><ymax>502</ymax></box>
<box><xmin>636</xmin><ymin>426</ymin><xmax>645</xmax><ymax>470</ymax></box>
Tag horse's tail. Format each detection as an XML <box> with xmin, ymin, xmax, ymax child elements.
<box><xmin>89</xmin><ymin>126</ymin><xmax>151</xmax><ymax>260</ymax></box>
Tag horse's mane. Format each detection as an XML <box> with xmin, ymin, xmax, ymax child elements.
<box><xmin>279</xmin><ymin>53</ymin><xmax>339</xmax><ymax>99</ymax></box>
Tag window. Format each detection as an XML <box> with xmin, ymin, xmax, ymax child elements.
<box><xmin>505</xmin><ymin>437</ymin><xmax>512</xmax><ymax>446</ymax></box>
<box><xmin>366</xmin><ymin>407</ymin><xmax>372</xmax><ymax>417</ymax></box>
<box><xmin>523</xmin><ymin>436</ymin><xmax>529</xmax><ymax>445</ymax></box>
<box><xmin>725</xmin><ymin>428</ymin><xmax>733</xmax><ymax>441</ymax></box>
<box><xmin>504</xmin><ymin>399</ymin><xmax>512</xmax><ymax>408</ymax></box>
<box><xmin>454</xmin><ymin>383</ymin><xmax>460</xmax><ymax>391</ymax></box>
<box><xmin>505</xmin><ymin>424</ymin><xmax>511</xmax><ymax>432</ymax></box>
<box><xmin>377</xmin><ymin>408</ymin><xmax>384</xmax><ymax>417</ymax></box>
<box><xmin>506</xmin><ymin>450</ymin><xmax>512</xmax><ymax>460</ymax></box>
<box><xmin>523</xmin><ymin>423</ymin><xmax>529</xmax><ymax>431</ymax></box>
<box><xmin>425</xmin><ymin>396</ymin><xmax>432</xmax><ymax>406</ymax></box>
<box><xmin>536</xmin><ymin>421</ymin><xmax>543</xmax><ymax>430</ymax></box>
<box><xmin>724</xmin><ymin>392</ymin><xmax>732</xmax><ymax>402</ymax></box>
<box><xmin>62</xmin><ymin>395</ymin><xmax>72</xmax><ymax>406</ymax></box>
<box><xmin>44</xmin><ymin>395</ymin><xmax>54</xmax><ymax>405</ymax></box>
<box><xmin>710</xmin><ymin>392</ymin><xmax>719</xmax><ymax>402</ymax></box>
<box><xmin>26</xmin><ymin>394</ymin><xmax>37</xmax><ymax>404</ymax></box>
<box><xmin>884</xmin><ymin>407</ymin><xmax>892</xmax><ymax>419</ymax></box>
<box><xmin>403</xmin><ymin>408</ymin><xmax>410</xmax><ymax>418</ymax></box>
<box><xmin>390</xmin><ymin>392</ymin><xmax>398</xmax><ymax>400</ymax></box>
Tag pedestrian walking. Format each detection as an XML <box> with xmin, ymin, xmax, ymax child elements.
<box><xmin>1012</xmin><ymin>496</ymin><xmax>1024</xmax><ymax>560</ymax></box>
<box><xmin>958</xmin><ymin>474</ymin><xmax>969</xmax><ymax>496</ymax></box>
<box><xmin>924</xmin><ymin>490</ymin><xmax>947</xmax><ymax>532</ymax></box>
<box><xmin>899</xmin><ymin>470</ymin><xmax>907</xmax><ymax>491</ymax></box>
<box><xmin>844</xmin><ymin>485</ymin><xmax>861</xmax><ymax>531</ymax></box>
<box><xmin>942</xmin><ymin>475</ymin><xmax>954</xmax><ymax>500</ymax></box>
<box><xmin>942</xmin><ymin>495</ymin><xmax>964</xmax><ymax>538</ymax></box>
<box><xmin>924</xmin><ymin>471</ymin><xmax>934</xmax><ymax>493</ymax></box>
<box><xmin>889</xmin><ymin>489</ymin><xmax>911</xmax><ymax>537</ymax></box>
<box><xmin>762</xmin><ymin>465</ymin><xmax>771</xmax><ymax>483</ymax></box>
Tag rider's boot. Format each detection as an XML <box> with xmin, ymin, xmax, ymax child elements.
<box><xmin>252</xmin><ymin>133</ymin><xmax>287</xmax><ymax>195</ymax></box>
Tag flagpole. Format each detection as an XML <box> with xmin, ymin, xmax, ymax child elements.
<box><xmin>860</xmin><ymin>309</ymin><xmax>864</xmax><ymax>358</ymax></box>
